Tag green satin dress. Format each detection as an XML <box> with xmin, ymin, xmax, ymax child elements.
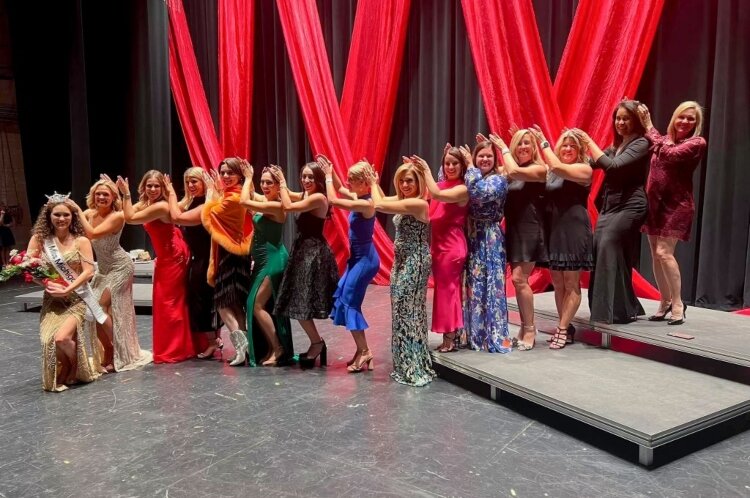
<box><xmin>245</xmin><ymin>213</ymin><xmax>294</xmax><ymax>366</ymax></box>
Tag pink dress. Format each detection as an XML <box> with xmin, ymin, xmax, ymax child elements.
<box><xmin>429</xmin><ymin>179</ymin><xmax>469</xmax><ymax>333</ymax></box>
<box><xmin>144</xmin><ymin>219</ymin><xmax>196</xmax><ymax>363</ymax></box>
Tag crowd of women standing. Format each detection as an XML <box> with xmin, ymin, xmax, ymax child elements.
<box><xmin>21</xmin><ymin>99</ymin><xmax>705</xmax><ymax>392</ymax></box>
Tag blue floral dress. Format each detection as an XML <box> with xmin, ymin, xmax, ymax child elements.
<box><xmin>464</xmin><ymin>168</ymin><xmax>511</xmax><ymax>353</ymax></box>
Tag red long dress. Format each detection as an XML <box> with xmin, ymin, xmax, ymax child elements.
<box><xmin>144</xmin><ymin>219</ymin><xmax>196</xmax><ymax>363</ymax></box>
<box><xmin>429</xmin><ymin>179</ymin><xmax>469</xmax><ymax>333</ymax></box>
<box><xmin>642</xmin><ymin>128</ymin><xmax>707</xmax><ymax>241</ymax></box>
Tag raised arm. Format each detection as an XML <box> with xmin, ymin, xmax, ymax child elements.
<box><xmin>411</xmin><ymin>155</ymin><xmax>468</xmax><ymax>204</ymax></box>
<box><xmin>581</xmin><ymin>133</ymin><xmax>649</xmax><ymax>171</ymax></box>
<box><xmin>490</xmin><ymin>132</ymin><xmax>546</xmax><ymax>181</ymax></box>
<box><xmin>369</xmin><ymin>173</ymin><xmax>429</xmax><ymax>222</ymax></box>
<box><xmin>529</xmin><ymin>126</ymin><xmax>592</xmax><ymax>185</ymax></box>
<box><xmin>319</xmin><ymin>157</ymin><xmax>375</xmax><ymax>215</ymax></box>
<box><xmin>164</xmin><ymin>174</ymin><xmax>203</xmax><ymax>226</ymax></box>
<box><xmin>116</xmin><ymin>176</ymin><xmax>170</xmax><ymax>224</ymax></box>
<box><xmin>465</xmin><ymin>168</ymin><xmax>507</xmax><ymax>203</ymax></box>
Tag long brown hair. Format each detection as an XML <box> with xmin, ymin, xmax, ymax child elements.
<box><xmin>31</xmin><ymin>201</ymin><xmax>84</xmax><ymax>241</ymax></box>
<box><xmin>137</xmin><ymin>170</ymin><xmax>168</xmax><ymax>205</ymax></box>
<box><xmin>611</xmin><ymin>100</ymin><xmax>646</xmax><ymax>148</ymax></box>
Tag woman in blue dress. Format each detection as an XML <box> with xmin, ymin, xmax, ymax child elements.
<box><xmin>319</xmin><ymin>155</ymin><xmax>380</xmax><ymax>373</ymax></box>
<box><xmin>463</xmin><ymin>141</ymin><xmax>511</xmax><ymax>353</ymax></box>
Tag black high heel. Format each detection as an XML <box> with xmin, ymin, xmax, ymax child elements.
<box><xmin>547</xmin><ymin>324</ymin><xmax>575</xmax><ymax>344</ymax></box>
<box><xmin>300</xmin><ymin>341</ymin><xmax>327</xmax><ymax>368</ymax></box>
<box><xmin>648</xmin><ymin>302</ymin><xmax>673</xmax><ymax>321</ymax></box>
<box><xmin>667</xmin><ymin>304</ymin><xmax>687</xmax><ymax>326</ymax></box>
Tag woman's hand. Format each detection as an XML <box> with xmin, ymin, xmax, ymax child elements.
<box><xmin>637</xmin><ymin>104</ymin><xmax>653</xmax><ymax>130</ymax></box>
<box><xmin>163</xmin><ymin>174</ymin><xmax>176</xmax><ymax>197</ymax></box>
<box><xmin>269</xmin><ymin>165</ymin><xmax>286</xmax><ymax>188</ymax></box>
<box><xmin>488</xmin><ymin>133</ymin><xmax>508</xmax><ymax>151</ymax></box>
<box><xmin>459</xmin><ymin>145</ymin><xmax>473</xmax><ymax>166</ymax></box>
<box><xmin>529</xmin><ymin>125</ymin><xmax>548</xmax><ymax>147</ymax></box>
<box><xmin>316</xmin><ymin>154</ymin><xmax>333</xmax><ymax>177</ymax></box>
<box><xmin>45</xmin><ymin>281</ymin><xmax>71</xmax><ymax>298</ymax></box>
<box><xmin>443</xmin><ymin>142</ymin><xmax>452</xmax><ymax>155</ymax></box>
<box><xmin>476</xmin><ymin>132</ymin><xmax>488</xmax><ymax>143</ymax></box>
<box><xmin>239</xmin><ymin>160</ymin><xmax>254</xmax><ymax>181</ymax></box>
<box><xmin>410</xmin><ymin>155</ymin><xmax>430</xmax><ymax>173</ymax></box>
<box><xmin>65</xmin><ymin>199</ymin><xmax>83</xmax><ymax>213</ymax></box>
<box><xmin>115</xmin><ymin>176</ymin><xmax>130</xmax><ymax>196</ymax></box>
<box><xmin>209</xmin><ymin>168</ymin><xmax>225</xmax><ymax>194</ymax></box>
<box><xmin>508</xmin><ymin>122</ymin><xmax>520</xmax><ymax>137</ymax></box>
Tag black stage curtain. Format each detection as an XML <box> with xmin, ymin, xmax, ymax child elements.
<box><xmin>8</xmin><ymin>0</ymin><xmax>750</xmax><ymax>309</ymax></box>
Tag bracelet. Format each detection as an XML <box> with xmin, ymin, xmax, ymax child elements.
<box><xmin>501</xmin><ymin>148</ymin><xmax>511</xmax><ymax>155</ymax></box>
<box><xmin>325</xmin><ymin>178</ymin><xmax>333</xmax><ymax>184</ymax></box>
<box><xmin>123</xmin><ymin>194</ymin><xmax>131</xmax><ymax>199</ymax></box>
<box><xmin>540</xmin><ymin>140</ymin><xmax>550</xmax><ymax>149</ymax></box>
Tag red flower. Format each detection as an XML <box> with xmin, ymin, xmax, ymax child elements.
<box><xmin>10</xmin><ymin>254</ymin><xmax>24</xmax><ymax>265</ymax></box>
<box><xmin>23</xmin><ymin>272</ymin><xmax>34</xmax><ymax>283</ymax></box>
<box><xmin>28</xmin><ymin>260</ymin><xmax>41</xmax><ymax>269</ymax></box>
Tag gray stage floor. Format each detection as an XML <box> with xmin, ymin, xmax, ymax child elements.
<box><xmin>1</xmin><ymin>281</ymin><xmax>750</xmax><ymax>497</ymax></box>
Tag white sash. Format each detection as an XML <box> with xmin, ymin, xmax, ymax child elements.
<box><xmin>43</xmin><ymin>237</ymin><xmax>108</xmax><ymax>324</ymax></box>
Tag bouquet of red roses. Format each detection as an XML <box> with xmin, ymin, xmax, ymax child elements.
<box><xmin>0</xmin><ymin>249</ymin><xmax>67</xmax><ymax>286</ymax></box>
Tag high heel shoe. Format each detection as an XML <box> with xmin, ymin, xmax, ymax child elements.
<box><xmin>648</xmin><ymin>302</ymin><xmax>673</xmax><ymax>321</ymax></box>
<box><xmin>300</xmin><ymin>341</ymin><xmax>327</xmax><ymax>368</ymax></box>
<box><xmin>346</xmin><ymin>350</ymin><xmax>361</xmax><ymax>367</ymax></box>
<box><xmin>261</xmin><ymin>348</ymin><xmax>285</xmax><ymax>367</ymax></box>
<box><xmin>549</xmin><ymin>326</ymin><xmax>570</xmax><ymax>350</ymax></box>
<box><xmin>667</xmin><ymin>304</ymin><xmax>687</xmax><ymax>326</ymax></box>
<box><xmin>197</xmin><ymin>337</ymin><xmax>224</xmax><ymax>360</ymax></box>
<box><xmin>347</xmin><ymin>349</ymin><xmax>374</xmax><ymax>373</ymax></box>
<box><xmin>228</xmin><ymin>330</ymin><xmax>248</xmax><ymax>366</ymax></box>
<box><xmin>547</xmin><ymin>324</ymin><xmax>576</xmax><ymax>344</ymax></box>
<box><xmin>516</xmin><ymin>325</ymin><xmax>536</xmax><ymax>351</ymax></box>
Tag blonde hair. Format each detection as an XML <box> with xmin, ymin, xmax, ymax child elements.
<box><xmin>85</xmin><ymin>179</ymin><xmax>122</xmax><ymax>211</ymax></box>
<box><xmin>347</xmin><ymin>161</ymin><xmax>372</xmax><ymax>184</ymax></box>
<box><xmin>554</xmin><ymin>130</ymin><xmax>589</xmax><ymax>164</ymax></box>
<box><xmin>179</xmin><ymin>166</ymin><xmax>206</xmax><ymax>210</ymax></box>
<box><xmin>510</xmin><ymin>129</ymin><xmax>543</xmax><ymax>165</ymax></box>
<box><xmin>393</xmin><ymin>163</ymin><xmax>427</xmax><ymax>200</ymax></box>
<box><xmin>137</xmin><ymin>170</ymin><xmax>168</xmax><ymax>205</ymax></box>
<box><xmin>667</xmin><ymin>101</ymin><xmax>703</xmax><ymax>142</ymax></box>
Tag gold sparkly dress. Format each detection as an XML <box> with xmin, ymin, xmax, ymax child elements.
<box><xmin>89</xmin><ymin>229</ymin><xmax>152</xmax><ymax>371</ymax></box>
<box><xmin>39</xmin><ymin>242</ymin><xmax>100</xmax><ymax>392</ymax></box>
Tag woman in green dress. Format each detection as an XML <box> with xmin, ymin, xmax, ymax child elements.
<box><xmin>239</xmin><ymin>164</ymin><xmax>293</xmax><ymax>366</ymax></box>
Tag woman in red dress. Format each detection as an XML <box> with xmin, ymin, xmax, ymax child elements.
<box><xmin>117</xmin><ymin>170</ymin><xmax>196</xmax><ymax>363</ymax></box>
<box><xmin>637</xmin><ymin>101</ymin><xmax>706</xmax><ymax>325</ymax></box>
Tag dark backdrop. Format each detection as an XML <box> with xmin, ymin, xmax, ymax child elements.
<box><xmin>8</xmin><ymin>0</ymin><xmax>749</xmax><ymax>310</ymax></box>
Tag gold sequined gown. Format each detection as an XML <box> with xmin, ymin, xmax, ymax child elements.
<box><xmin>39</xmin><ymin>245</ymin><xmax>100</xmax><ymax>392</ymax></box>
<box><xmin>89</xmin><ymin>229</ymin><xmax>152</xmax><ymax>371</ymax></box>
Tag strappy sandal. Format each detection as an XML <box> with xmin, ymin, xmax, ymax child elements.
<box><xmin>549</xmin><ymin>327</ymin><xmax>569</xmax><ymax>350</ymax></box>
<box><xmin>516</xmin><ymin>325</ymin><xmax>536</xmax><ymax>351</ymax></box>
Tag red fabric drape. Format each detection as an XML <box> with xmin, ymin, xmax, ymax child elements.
<box><xmin>277</xmin><ymin>0</ymin><xmax>409</xmax><ymax>284</ymax></box>
<box><xmin>462</xmin><ymin>0</ymin><xmax>663</xmax><ymax>298</ymax></box>
<box><xmin>219</xmin><ymin>0</ymin><xmax>254</xmax><ymax>160</ymax></box>
<box><xmin>340</xmin><ymin>0</ymin><xmax>411</xmax><ymax>173</ymax></box>
<box><xmin>554</xmin><ymin>0</ymin><xmax>664</xmax><ymax>299</ymax></box>
<box><xmin>167</xmin><ymin>0</ymin><xmax>223</xmax><ymax>169</ymax></box>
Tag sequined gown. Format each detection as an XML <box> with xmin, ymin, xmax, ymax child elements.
<box><xmin>274</xmin><ymin>211</ymin><xmax>338</xmax><ymax>320</ymax></box>
<box><xmin>89</xmin><ymin>229</ymin><xmax>152</xmax><ymax>371</ymax></box>
<box><xmin>245</xmin><ymin>214</ymin><xmax>293</xmax><ymax>366</ymax></box>
<box><xmin>390</xmin><ymin>214</ymin><xmax>435</xmax><ymax>387</ymax></box>
<box><xmin>464</xmin><ymin>168</ymin><xmax>511</xmax><ymax>353</ymax></box>
<box><xmin>39</xmin><ymin>243</ymin><xmax>100</xmax><ymax>391</ymax></box>
<box><xmin>144</xmin><ymin>220</ymin><xmax>196</xmax><ymax>362</ymax></box>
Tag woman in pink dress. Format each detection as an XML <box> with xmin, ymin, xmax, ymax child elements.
<box><xmin>117</xmin><ymin>170</ymin><xmax>196</xmax><ymax>363</ymax></box>
<box><xmin>412</xmin><ymin>146</ymin><xmax>469</xmax><ymax>353</ymax></box>
<box><xmin>637</xmin><ymin>101</ymin><xmax>706</xmax><ymax>325</ymax></box>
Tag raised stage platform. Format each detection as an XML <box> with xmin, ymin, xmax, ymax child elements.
<box><xmin>509</xmin><ymin>292</ymin><xmax>750</xmax><ymax>367</ymax></box>
<box><xmin>431</xmin><ymin>292</ymin><xmax>750</xmax><ymax>466</ymax></box>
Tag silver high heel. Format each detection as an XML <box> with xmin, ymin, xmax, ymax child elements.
<box><xmin>228</xmin><ymin>330</ymin><xmax>248</xmax><ymax>366</ymax></box>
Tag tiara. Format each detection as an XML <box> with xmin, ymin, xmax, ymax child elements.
<box><xmin>45</xmin><ymin>192</ymin><xmax>71</xmax><ymax>204</ymax></box>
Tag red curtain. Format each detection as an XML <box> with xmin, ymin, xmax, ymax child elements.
<box><xmin>219</xmin><ymin>0</ymin><xmax>254</xmax><ymax>160</ymax></box>
<box><xmin>340</xmin><ymin>0</ymin><xmax>411</xmax><ymax>173</ymax></box>
<box><xmin>167</xmin><ymin>0</ymin><xmax>223</xmax><ymax>169</ymax></box>
<box><xmin>277</xmin><ymin>0</ymin><xmax>411</xmax><ymax>284</ymax></box>
<box><xmin>462</xmin><ymin>0</ymin><xmax>663</xmax><ymax>298</ymax></box>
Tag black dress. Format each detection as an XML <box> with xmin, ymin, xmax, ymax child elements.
<box><xmin>545</xmin><ymin>173</ymin><xmax>593</xmax><ymax>271</ymax></box>
<box><xmin>273</xmin><ymin>211</ymin><xmax>338</xmax><ymax>320</ymax></box>
<box><xmin>181</xmin><ymin>197</ymin><xmax>214</xmax><ymax>332</ymax></box>
<box><xmin>588</xmin><ymin>137</ymin><xmax>650</xmax><ymax>324</ymax></box>
<box><xmin>505</xmin><ymin>162</ymin><xmax>548</xmax><ymax>264</ymax></box>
